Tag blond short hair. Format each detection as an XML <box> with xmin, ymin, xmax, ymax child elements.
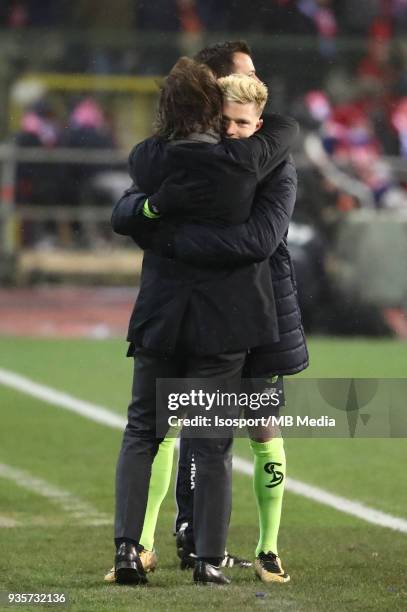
<box><xmin>218</xmin><ymin>74</ymin><xmax>268</xmax><ymax>115</ymax></box>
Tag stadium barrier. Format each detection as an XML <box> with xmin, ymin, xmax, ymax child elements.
<box><xmin>0</xmin><ymin>144</ymin><xmax>134</xmax><ymax>282</ymax></box>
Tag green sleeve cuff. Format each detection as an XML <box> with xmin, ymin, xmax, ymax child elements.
<box><xmin>142</xmin><ymin>199</ymin><xmax>161</xmax><ymax>219</ymax></box>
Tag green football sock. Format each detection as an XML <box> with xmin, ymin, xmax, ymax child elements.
<box><xmin>250</xmin><ymin>437</ymin><xmax>286</xmax><ymax>556</ymax></box>
<box><xmin>139</xmin><ymin>436</ymin><xmax>176</xmax><ymax>551</ymax></box>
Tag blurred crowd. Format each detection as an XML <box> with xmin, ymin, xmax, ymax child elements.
<box><xmin>298</xmin><ymin>15</ymin><xmax>407</xmax><ymax>212</ymax></box>
<box><xmin>0</xmin><ymin>1</ymin><xmax>406</xmax><ymax>35</ymax></box>
<box><xmin>15</xmin><ymin>96</ymin><xmax>116</xmax><ymax>206</ymax></box>
<box><xmin>1</xmin><ymin>1</ymin><xmax>406</xmax><ymax>85</ymax></box>
<box><xmin>14</xmin><ymin>96</ymin><xmax>120</xmax><ymax>247</ymax></box>
<box><xmin>4</xmin><ymin>0</ymin><xmax>407</xmax><ymax>247</ymax></box>
<box><xmin>10</xmin><ymin>14</ymin><xmax>407</xmax><ymax>241</ymax></box>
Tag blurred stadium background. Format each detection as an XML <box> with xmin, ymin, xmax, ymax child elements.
<box><xmin>0</xmin><ymin>2</ymin><xmax>406</xmax><ymax>611</ymax></box>
<box><xmin>0</xmin><ymin>0</ymin><xmax>407</xmax><ymax>337</ymax></box>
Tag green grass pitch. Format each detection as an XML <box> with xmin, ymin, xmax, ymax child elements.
<box><xmin>0</xmin><ymin>337</ymin><xmax>406</xmax><ymax>611</ymax></box>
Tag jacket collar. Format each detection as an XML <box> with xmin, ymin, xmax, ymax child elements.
<box><xmin>169</xmin><ymin>130</ymin><xmax>220</xmax><ymax>145</ymax></box>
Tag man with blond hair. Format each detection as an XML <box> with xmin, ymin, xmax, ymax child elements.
<box><xmin>218</xmin><ymin>72</ymin><xmax>268</xmax><ymax>133</ymax></box>
<box><xmin>110</xmin><ymin>44</ymin><xmax>306</xmax><ymax>586</ymax></box>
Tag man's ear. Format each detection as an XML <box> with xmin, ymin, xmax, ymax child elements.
<box><xmin>254</xmin><ymin>118</ymin><xmax>263</xmax><ymax>132</ymax></box>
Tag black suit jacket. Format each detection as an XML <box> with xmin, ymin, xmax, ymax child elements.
<box><xmin>112</xmin><ymin>115</ymin><xmax>299</xmax><ymax>355</ymax></box>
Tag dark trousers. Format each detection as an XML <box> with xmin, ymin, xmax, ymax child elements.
<box><xmin>115</xmin><ymin>349</ymin><xmax>246</xmax><ymax>558</ymax></box>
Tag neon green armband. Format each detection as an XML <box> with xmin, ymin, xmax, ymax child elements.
<box><xmin>143</xmin><ymin>199</ymin><xmax>161</xmax><ymax>219</ymax></box>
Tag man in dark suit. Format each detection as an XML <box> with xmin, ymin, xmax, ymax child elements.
<box><xmin>111</xmin><ymin>56</ymin><xmax>299</xmax><ymax>586</ymax></box>
<box><xmin>110</xmin><ymin>42</ymin><xmax>307</xmax><ymax>586</ymax></box>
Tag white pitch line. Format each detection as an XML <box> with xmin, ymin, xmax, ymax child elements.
<box><xmin>0</xmin><ymin>367</ymin><xmax>125</xmax><ymax>429</ymax></box>
<box><xmin>0</xmin><ymin>514</ymin><xmax>20</xmax><ymax>528</ymax></box>
<box><xmin>1</xmin><ymin>366</ymin><xmax>407</xmax><ymax>534</ymax></box>
<box><xmin>0</xmin><ymin>463</ymin><xmax>111</xmax><ymax>527</ymax></box>
<box><xmin>232</xmin><ymin>457</ymin><xmax>407</xmax><ymax>534</ymax></box>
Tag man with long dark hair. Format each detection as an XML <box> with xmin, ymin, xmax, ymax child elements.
<box><xmin>112</xmin><ymin>55</ymin><xmax>298</xmax><ymax>586</ymax></box>
<box><xmin>110</xmin><ymin>41</ymin><xmax>307</xmax><ymax>585</ymax></box>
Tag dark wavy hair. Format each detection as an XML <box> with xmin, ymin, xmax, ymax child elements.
<box><xmin>155</xmin><ymin>57</ymin><xmax>223</xmax><ymax>139</ymax></box>
<box><xmin>194</xmin><ymin>40</ymin><xmax>252</xmax><ymax>78</ymax></box>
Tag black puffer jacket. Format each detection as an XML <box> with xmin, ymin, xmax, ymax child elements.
<box><xmin>246</xmin><ymin>239</ymin><xmax>309</xmax><ymax>376</ymax></box>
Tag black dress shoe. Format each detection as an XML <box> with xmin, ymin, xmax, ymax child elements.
<box><xmin>115</xmin><ymin>542</ymin><xmax>147</xmax><ymax>585</ymax></box>
<box><xmin>193</xmin><ymin>560</ymin><xmax>231</xmax><ymax>585</ymax></box>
